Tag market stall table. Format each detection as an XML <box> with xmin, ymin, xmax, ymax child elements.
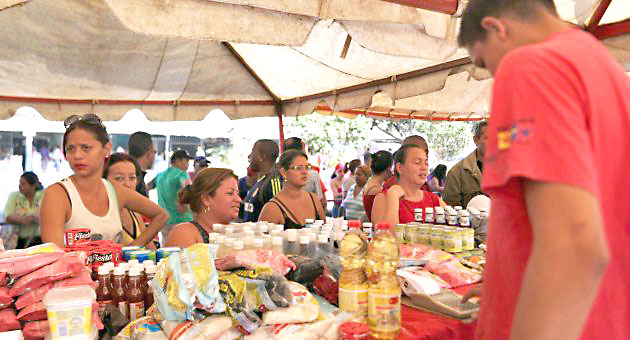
<box><xmin>399</xmin><ymin>286</ymin><xmax>477</xmax><ymax>340</ymax></box>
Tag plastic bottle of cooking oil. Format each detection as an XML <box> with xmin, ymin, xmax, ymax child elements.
<box><xmin>338</xmin><ymin>220</ymin><xmax>369</xmax><ymax>322</ymax></box>
<box><xmin>367</xmin><ymin>223</ymin><xmax>401</xmax><ymax>339</ymax></box>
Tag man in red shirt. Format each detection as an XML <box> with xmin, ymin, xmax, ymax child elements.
<box><xmin>458</xmin><ymin>1</ymin><xmax>630</xmax><ymax>339</ymax></box>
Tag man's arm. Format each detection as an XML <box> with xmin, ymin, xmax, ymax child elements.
<box><xmin>510</xmin><ymin>181</ymin><xmax>609</xmax><ymax>340</ymax></box>
<box><xmin>442</xmin><ymin>167</ymin><xmax>463</xmax><ymax>207</ymax></box>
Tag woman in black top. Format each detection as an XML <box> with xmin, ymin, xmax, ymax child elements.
<box><xmin>259</xmin><ymin>150</ymin><xmax>326</xmax><ymax>229</ymax></box>
<box><xmin>164</xmin><ymin>168</ymin><xmax>241</xmax><ymax>248</ymax></box>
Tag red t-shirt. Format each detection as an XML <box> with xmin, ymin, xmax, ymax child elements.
<box><xmin>478</xmin><ymin>29</ymin><xmax>630</xmax><ymax>340</ymax></box>
<box><xmin>381</xmin><ymin>188</ymin><xmax>440</xmax><ymax>224</ymax></box>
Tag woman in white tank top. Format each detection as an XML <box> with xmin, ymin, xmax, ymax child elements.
<box><xmin>39</xmin><ymin>114</ymin><xmax>169</xmax><ymax>248</ymax></box>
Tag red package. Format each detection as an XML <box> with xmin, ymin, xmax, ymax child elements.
<box><xmin>17</xmin><ymin>302</ymin><xmax>47</xmax><ymax>321</ymax></box>
<box><xmin>15</xmin><ymin>269</ymin><xmax>95</xmax><ymax>310</ymax></box>
<box><xmin>10</xmin><ymin>252</ymin><xmax>87</xmax><ymax>297</ymax></box>
<box><xmin>23</xmin><ymin>320</ymin><xmax>48</xmax><ymax>338</ymax></box>
<box><xmin>0</xmin><ymin>307</ymin><xmax>20</xmax><ymax>332</ymax></box>
<box><xmin>0</xmin><ymin>272</ymin><xmax>6</xmax><ymax>285</ymax></box>
<box><xmin>0</xmin><ymin>243</ymin><xmax>65</xmax><ymax>277</ymax></box>
<box><xmin>215</xmin><ymin>250</ymin><xmax>296</xmax><ymax>276</ymax></box>
<box><xmin>313</xmin><ymin>267</ymin><xmax>339</xmax><ymax>306</ymax></box>
<box><xmin>425</xmin><ymin>258</ymin><xmax>482</xmax><ymax>288</ymax></box>
<box><xmin>17</xmin><ymin>302</ymin><xmax>103</xmax><ymax>330</ymax></box>
<box><xmin>0</xmin><ymin>286</ymin><xmax>12</xmax><ymax>306</ymax></box>
<box><xmin>64</xmin><ymin>228</ymin><xmax>91</xmax><ymax>247</ymax></box>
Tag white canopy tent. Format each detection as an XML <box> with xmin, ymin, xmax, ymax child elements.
<box><xmin>0</xmin><ymin>0</ymin><xmax>627</xmax><ymax>129</ymax></box>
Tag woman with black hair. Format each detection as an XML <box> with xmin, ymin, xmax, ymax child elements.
<box><xmin>3</xmin><ymin>172</ymin><xmax>44</xmax><ymax>248</ymax></box>
<box><xmin>259</xmin><ymin>150</ymin><xmax>326</xmax><ymax>228</ymax></box>
<box><xmin>427</xmin><ymin>164</ymin><xmax>447</xmax><ymax>193</ymax></box>
<box><xmin>363</xmin><ymin>151</ymin><xmax>394</xmax><ymax>221</ymax></box>
<box><xmin>39</xmin><ymin>114</ymin><xmax>169</xmax><ymax>248</ymax></box>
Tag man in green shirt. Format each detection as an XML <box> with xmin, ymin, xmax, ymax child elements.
<box><xmin>154</xmin><ymin>150</ymin><xmax>193</xmax><ymax>237</ymax></box>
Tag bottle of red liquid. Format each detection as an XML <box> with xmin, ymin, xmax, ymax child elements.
<box><xmin>144</xmin><ymin>264</ymin><xmax>157</xmax><ymax>309</ymax></box>
<box><xmin>112</xmin><ymin>267</ymin><xmax>128</xmax><ymax>319</ymax></box>
<box><xmin>96</xmin><ymin>265</ymin><xmax>113</xmax><ymax>319</ymax></box>
<box><xmin>127</xmin><ymin>267</ymin><xmax>145</xmax><ymax>320</ymax></box>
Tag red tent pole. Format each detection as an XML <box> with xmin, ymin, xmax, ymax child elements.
<box><xmin>277</xmin><ymin>106</ymin><xmax>285</xmax><ymax>153</ymax></box>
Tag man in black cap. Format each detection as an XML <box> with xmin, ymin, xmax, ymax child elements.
<box><xmin>153</xmin><ymin>150</ymin><xmax>193</xmax><ymax>236</ymax></box>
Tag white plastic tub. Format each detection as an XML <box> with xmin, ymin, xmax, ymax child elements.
<box><xmin>43</xmin><ymin>285</ymin><xmax>96</xmax><ymax>340</ymax></box>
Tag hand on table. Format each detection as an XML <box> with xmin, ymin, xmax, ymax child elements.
<box><xmin>462</xmin><ymin>284</ymin><xmax>482</xmax><ymax>303</ymax></box>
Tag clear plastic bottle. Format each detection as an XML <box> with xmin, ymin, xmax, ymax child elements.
<box><xmin>308</xmin><ymin>232</ymin><xmax>318</xmax><ymax>256</ymax></box>
<box><xmin>367</xmin><ymin>223</ymin><xmax>401</xmax><ymax>339</ymax></box>
<box><xmin>224</xmin><ymin>238</ymin><xmax>235</xmax><ymax>256</ymax></box>
<box><xmin>112</xmin><ymin>267</ymin><xmax>128</xmax><ymax>319</ymax></box>
<box><xmin>253</xmin><ymin>238</ymin><xmax>264</xmax><ymax>250</ymax></box>
<box><xmin>233</xmin><ymin>240</ymin><xmax>244</xmax><ymax>252</ymax></box>
<box><xmin>208</xmin><ymin>233</ymin><xmax>219</xmax><ymax>245</ymax></box>
<box><xmin>284</xmin><ymin>231</ymin><xmax>299</xmax><ymax>256</ymax></box>
<box><xmin>213</xmin><ymin>224</ymin><xmax>225</xmax><ymax>233</ymax></box>
<box><xmin>272</xmin><ymin>236</ymin><xmax>284</xmax><ymax>254</ymax></box>
<box><xmin>316</xmin><ymin>234</ymin><xmax>333</xmax><ymax>259</ymax></box>
<box><xmin>299</xmin><ymin>236</ymin><xmax>310</xmax><ymax>257</ymax></box>
<box><xmin>338</xmin><ymin>220</ymin><xmax>368</xmax><ymax>322</ymax></box>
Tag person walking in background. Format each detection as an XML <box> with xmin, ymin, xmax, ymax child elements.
<box><xmin>154</xmin><ymin>150</ymin><xmax>194</xmax><ymax>237</ymax></box>
<box><xmin>128</xmin><ymin>131</ymin><xmax>156</xmax><ymax>197</ymax></box>
<box><xmin>330</xmin><ymin>164</ymin><xmax>345</xmax><ymax>217</ymax></box>
<box><xmin>4</xmin><ymin>172</ymin><xmax>43</xmax><ymax>248</ymax></box>
<box><xmin>342</xmin><ymin>159</ymin><xmax>362</xmax><ymax>201</ymax></box>
<box><xmin>458</xmin><ymin>0</ymin><xmax>630</xmax><ymax>338</ymax></box>
<box><xmin>341</xmin><ymin>165</ymin><xmax>371</xmax><ymax>221</ymax></box>
<box><xmin>443</xmin><ymin>121</ymin><xmax>487</xmax><ymax>207</ymax></box>
<box><xmin>427</xmin><ymin>164</ymin><xmax>447</xmax><ymax>194</ymax></box>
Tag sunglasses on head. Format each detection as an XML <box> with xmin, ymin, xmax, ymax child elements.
<box><xmin>64</xmin><ymin>114</ymin><xmax>103</xmax><ymax>129</ymax></box>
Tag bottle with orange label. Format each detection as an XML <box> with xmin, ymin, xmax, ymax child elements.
<box><xmin>127</xmin><ymin>267</ymin><xmax>145</xmax><ymax>320</ymax></box>
<box><xmin>366</xmin><ymin>223</ymin><xmax>401</xmax><ymax>339</ymax></box>
<box><xmin>338</xmin><ymin>220</ymin><xmax>368</xmax><ymax>322</ymax></box>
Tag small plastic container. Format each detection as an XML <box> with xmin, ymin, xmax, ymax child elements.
<box><xmin>44</xmin><ymin>327</ymin><xmax>98</xmax><ymax>340</ymax></box>
<box><xmin>43</xmin><ymin>285</ymin><xmax>96</xmax><ymax>340</ymax></box>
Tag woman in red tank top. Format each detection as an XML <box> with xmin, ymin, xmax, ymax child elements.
<box><xmin>371</xmin><ymin>145</ymin><xmax>445</xmax><ymax>224</ymax></box>
<box><xmin>363</xmin><ymin>150</ymin><xmax>394</xmax><ymax>221</ymax></box>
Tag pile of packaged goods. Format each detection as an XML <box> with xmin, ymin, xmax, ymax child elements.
<box><xmin>108</xmin><ymin>220</ymin><xmax>364</xmax><ymax>340</ymax></box>
<box><xmin>0</xmin><ymin>243</ymin><xmax>104</xmax><ymax>339</ymax></box>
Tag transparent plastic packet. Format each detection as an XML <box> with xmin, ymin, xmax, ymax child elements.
<box><xmin>151</xmin><ymin>244</ymin><xmax>224</xmax><ymax>321</ymax></box>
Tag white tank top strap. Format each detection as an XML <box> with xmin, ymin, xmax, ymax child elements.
<box><xmin>59</xmin><ymin>178</ymin><xmax>123</xmax><ymax>242</ymax></box>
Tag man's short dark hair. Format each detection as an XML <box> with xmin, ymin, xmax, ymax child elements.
<box><xmin>128</xmin><ymin>131</ymin><xmax>153</xmax><ymax>159</ymax></box>
<box><xmin>256</xmin><ymin>139</ymin><xmax>279</xmax><ymax>163</ymax></box>
<box><xmin>284</xmin><ymin>137</ymin><xmax>304</xmax><ymax>151</ymax></box>
<box><xmin>473</xmin><ymin>121</ymin><xmax>488</xmax><ymax>139</ymax></box>
<box><xmin>458</xmin><ymin>0</ymin><xmax>557</xmax><ymax>47</ymax></box>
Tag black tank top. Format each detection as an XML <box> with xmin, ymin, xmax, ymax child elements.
<box><xmin>271</xmin><ymin>193</ymin><xmax>322</xmax><ymax>229</ymax></box>
<box><xmin>190</xmin><ymin>221</ymin><xmax>210</xmax><ymax>243</ymax></box>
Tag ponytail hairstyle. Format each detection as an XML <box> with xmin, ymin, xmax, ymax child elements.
<box><xmin>179</xmin><ymin>168</ymin><xmax>237</xmax><ymax>213</ymax></box>
<box><xmin>21</xmin><ymin>171</ymin><xmax>43</xmax><ymax>191</ymax></box>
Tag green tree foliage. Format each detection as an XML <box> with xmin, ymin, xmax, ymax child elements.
<box><xmin>372</xmin><ymin>119</ymin><xmax>473</xmax><ymax>161</ymax></box>
<box><xmin>290</xmin><ymin>113</ymin><xmax>372</xmax><ymax>158</ymax></box>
